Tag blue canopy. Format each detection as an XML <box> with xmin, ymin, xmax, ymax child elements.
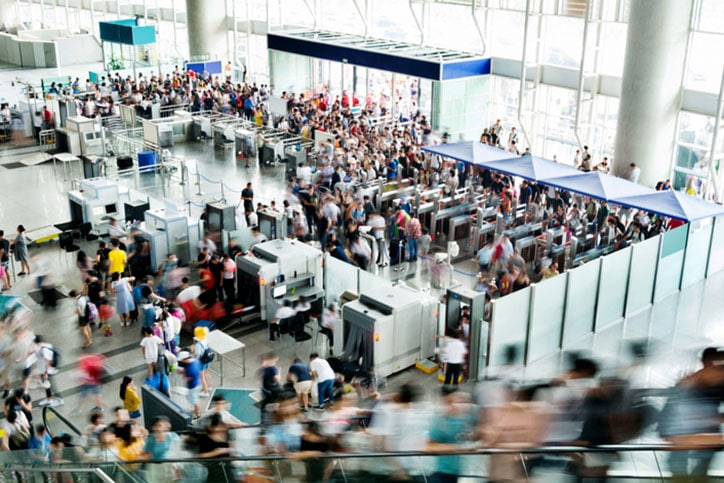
<box><xmin>478</xmin><ymin>155</ymin><xmax>582</xmax><ymax>182</ymax></box>
<box><xmin>611</xmin><ymin>190</ymin><xmax>724</xmax><ymax>222</ymax></box>
<box><xmin>422</xmin><ymin>141</ymin><xmax>517</xmax><ymax>165</ymax></box>
<box><xmin>421</xmin><ymin>140</ymin><xmax>724</xmax><ymax>222</ymax></box>
<box><xmin>542</xmin><ymin>171</ymin><xmax>654</xmax><ymax>201</ymax></box>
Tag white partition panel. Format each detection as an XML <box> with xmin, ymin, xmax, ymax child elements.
<box><xmin>527</xmin><ymin>274</ymin><xmax>567</xmax><ymax>363</ymax></box>
<box><xmin>706</xmin><ymin>216</ymin><xmax>724</xmax><ymax>276</ymax></box>
<box><xmin>596</xmin><ymin>247</ymin><xmax>631</xmax><ymax>329</ymax></box>
<box><xmin>489</xmin><ymin>287</ymin><xmax>531</xmax><ymax>368</ymax></box>
<box><xmin>358</xmin><ymin>270</ymin><xmax>392</xmax><ymax>294</ymax></box>
<box><xmin>563</xmin><ymin>259</ymin><xmax>600</xmax><ymax>346</ymax></box>
<box><xmin>324</xmin><ymin>254</ymin><xmax>359</xmax><ymax>306</ymax></box>
<box><xmin>654</xmin><ymin>225</ymin><xmax>688</xmax><ymax>301</ymax></box>
<box><xmin>625</xmin><ymin>236</ymin><xmax>660</xmax><ymax>315</ymax></box>
<box><xmin>681</xmin><ymin>220</ymin><xmax>713</xmax><ymax>288</ymax></box>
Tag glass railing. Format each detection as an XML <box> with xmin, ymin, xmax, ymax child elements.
<box><xmin>1</xmin><ymin>443</ymin><xmax>722</xmax><ymax>482</ymax></box>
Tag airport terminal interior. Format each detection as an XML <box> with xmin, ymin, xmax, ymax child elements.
<box><xmin>0</xmin><ymin>0</ymin><xmax>723</xmax><ymax>481</ymax></box>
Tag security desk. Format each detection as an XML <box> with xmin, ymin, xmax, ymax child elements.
<box><xmin>206</xmin><ymin>330</ymin><xmax>246</xmax><ymax>385</ymax></box>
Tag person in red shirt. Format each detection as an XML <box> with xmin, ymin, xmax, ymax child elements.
<box><xmin>318</xmin><ymin>94</ymin><xmax>328</xmax><ymax>112</ymax></box>
<box><xmin>341</xmin><ymin>90</ymin><xmax>350</xmax><ymax>109</ymax></box>
<box><xmin>42</xmin><ymin>105</ymin><xmax>53</xmax><ymax>130</ymax></box>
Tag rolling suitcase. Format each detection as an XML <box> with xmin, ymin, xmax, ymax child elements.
<box><xmin>116</xmin><ymin>155</ymin><xmax>134</xmax><ymax>170</ymax></box>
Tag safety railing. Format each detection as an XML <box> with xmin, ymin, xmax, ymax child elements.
<box><xmin>1</xmin><ymin>443</ymin><xmax>722</xmax><ymax>482</ymax></box>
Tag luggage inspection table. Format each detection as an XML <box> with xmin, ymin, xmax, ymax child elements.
<box><xmin>205</xmin><ymin>330</ymin><xmax>246</xmax><ymax>386</ymax></box>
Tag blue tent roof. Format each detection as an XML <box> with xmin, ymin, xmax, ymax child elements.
<box><xmin>421</xmin><ymin>141</ymin><xmax>724</xmax><ymax>222</ymax></box>
<box><xmin>542</xmin><ymin>171</ymin><xmax>654</xmax><ymax>201</ymax></box>
<box><xmin>478</xmin><ymin>155</ymin><xmax>582</xmax><ymax>182</ymax></box>
<box><xmin>421</xmin><ymin>141</ymin><xmax>517</xmax><ymax>165</ymax></box>
<box><xmin>612</xmin><ymin>190</ymin><xmax>724</xmax><ymax>222</ymax></box>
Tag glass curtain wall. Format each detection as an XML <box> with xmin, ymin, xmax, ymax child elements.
<box><xmin>15</xmin><ymin>0</ymin><xmax>724</xmax><ymax>191</ymax></box>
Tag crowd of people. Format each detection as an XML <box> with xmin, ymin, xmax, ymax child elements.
<box><xmin>0</xmin><ymin>67</ymin><xmax>720</xmax><ymax>482</ymax></box>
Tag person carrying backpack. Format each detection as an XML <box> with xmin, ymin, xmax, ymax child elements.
<box><xmin>192</xmin><ymin>326</ymin><xmax>214</xmax><ymax>398</ymax></box>
<box><xmin>35</xmin><ymin>335</ymin><xmax>63</xmax><ymax>408</ymax></box>
<box><xmin>70</xmin><ymin>289</ymin><xmax>94</xmax><ymax>349</ymax></box>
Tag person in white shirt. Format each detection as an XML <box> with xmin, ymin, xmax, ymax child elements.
<box><xmin>319</xmin><ymin>304</ymin><xmax>338</xmax><ymax>355</ymax></box>
<box><xmin>140</xmin><ymin>327</ymin><xmax>164</xmax><ymax>376</ymax></box>
<box><xmin>34</xmin><ymin>336</ymin><xmax>63</xmax><ymax>408</ymax></box>
<box><xmin>309</xmin><ymin>352</ymin><xmax>335</xmax><ymax>408</ymax></box>
<box><xmin>627</xmin><ymin>162</ymin><xmax>641</xmax><ymax>184</ymax></box>
<box><xmin>366</xmin><ymin>212</ymin><xmax>387</xmax><ymax>267</ymax></box>
<box><xmin>442</xmin><ymin>329</ymin><xmax>467</xmax><ymax>387</ymax></box>
<box><xmin>246</xmin><ymin>210</ymin><xmax>259</xmax><ymax>228</ymax></box>
<box><xmin>270</xmin><ymin>300</ymin><xmax>296</xmax><ymax>341</ymax></box>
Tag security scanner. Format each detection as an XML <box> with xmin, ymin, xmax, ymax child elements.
<box><xmin>134</xmin><ymin>223</ymin><xmax>168</xmax><ymax>270</ymax></box>
<box><xmin>141</xmin><ymin>116</ymin><xmax>193</xmax><ymax>148</ymax></box>
<box><xmin>192</xmin><ymin>113</ymin><xmax>225</xmax><ymax>140</ymax></box>
<box><xmin>515</xmin><ymin>236</ymin><xmax>537</xmax><ymax>267</ymax></box>
<box><xmin>213</xmin><ymin>121</ymin><xmax>239</xmax><ymax>149</ymax></box>
<box><xmin>206</xmin><ymin>202</ymin><xmax>236</xmax><ymax>232</ymax></box>
<box><xmin>431</xmin><ymin>202</ymin><xmax>477</xmax><ymax>245</ymax></box>
<box><xmin>124</xmin><ymin>199</ymin><xmax>150</xmax><ymax>224</ymax></box>
<box><xmin>448</xmin><ymin>215</ymin><xmax>472</xmax><ymax>258</ymax></box>
<box><xmin>475</xmin><ymin>222</ymin><xmax>496</xmax><ymax>252</ymax></box>
<box><xmin>258</xmin><ymin>208</ymin><xmax>287</xmax><ymax>240</ymax></box>
<box><xmin>67</xmin><ymin>178</ymin><xmax>130</xmax><ymax>231</ymax></box>
<box><xmin>340</xmin><ymin>285</ymin><xmax>436</xmax><ymax>378</ymax></box>
<box><xmin>141</xmin><ymin>201</ymin><xmax>200</xmax><ymax>266</ymax></box>
<box><xmin>236</xmin><ymin>239</ymin><xmax>324</xmax><ymax>321</ymax></box>
<box><xmin>56</xmin><ymin>115</ymin><xmax>101</xmax><ymax>156</ymax></box>
<box><xmin>445</xmin><ymin>286</ymin><xmax>489</xmax><ymax>380</ymax></box>
<box><xmin>234</xmin><ymin>128</ymin><xmax>256</xmax><ymax>159</ymax></box>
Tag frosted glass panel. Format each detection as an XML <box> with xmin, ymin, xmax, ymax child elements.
<box><xmin>324</xmin><ymin>255</ymin><xmax>358</xmax><ymax>306</ymax></box>
<box><xmin>681</xmin><ymin>220</ymin><xmax>712</xmax><ymax>288</ymax></box>
<box><xmin>563</xmin><ymin>259</ymin><xmax>600</xmax><ymax>346</ymax></box>
<box><xmin>596</xmin><ymin>247</ymin><xmax>631</xmax><ymax>329</ymax></box>
<box><xmin>358</xmin><ymin>270</ymin><xmax>392</xmax><ymax>294</ymax></box>
<box><xmin>625</xmin><ymin>236</ymin><xmax>660</xmax><ymax>315</ymax></box>
<box><xmin>655</xmin><ymin>225</ymin><xmax>688</xmax><ymax>301</ymax></box>
<box><xmin>489</xmin><ymin>287</ymin><xmax>530</xmax><ymax>368</ymax></box>
<box><xmin>527</xmin><ymin>274</ymin><xmax>567</xmax><ymax>363</ymax></box>
<box><xmin>707</xmin><ymin>216</ymin><xmax>724</xmax><ymax>276</ymax></box>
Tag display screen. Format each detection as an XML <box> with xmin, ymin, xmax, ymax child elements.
<box><xmin>105</xmin><ymin>203</ymin><xmax>117</xmax><ymax>214</ymax></box>
<box><xmin>272</xmin><ymin>284</ymin><xmax>286</xmax><ymax>298</ymax></box>
<box><xmin>92</xmin><ymin>206</ymin><xmax>104</xmax><ymax>216</ymax></box>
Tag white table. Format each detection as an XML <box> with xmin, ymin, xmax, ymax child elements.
<box><xmin>53</xmin><ymin>152</ymin><xmax>81</xmax><ymax>182</ymax></box>
<box><xmin>206</xmin><ymin>330</ymin><xmax>246</xmax><ymax>385</ymax></box>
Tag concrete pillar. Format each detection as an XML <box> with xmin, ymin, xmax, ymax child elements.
<box><xmin>0</xmin><ymin>0</ymin><xmax>16</xmax><ymax>28</ymax></box>
<box><xmin>613</xmin><ymin>0</ymin><xmax>693</xmax><ymax>187</ymax></box>
<box><xmin>185</xmin><ymin>0</ymin><xmax>228</xmax><ymax>61</ymax></box>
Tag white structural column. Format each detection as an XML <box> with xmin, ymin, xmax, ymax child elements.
<box><xmin>185</xmin><ymin>0</ymin><xmax>228</xmax><ymax>61</ymax></box>
<box><xmin>613</xmin><ymin>0</ymin><xmax>693</xmax><ymax>187</ymax></box>
<box><xmin>0</xmin><ymin>0</ymin><xmax>16</xmax><ymax>27</ymax></box>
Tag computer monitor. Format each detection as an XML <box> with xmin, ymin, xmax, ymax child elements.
<box><xmin>272</xmin><ymin>284</ymin><xmax>287</xmax><ymax>298</ymax></box>
<box><xmin>92</xmin><ymin>206</ymin><xmax>104</xmax><ymax>217</ymax></box>
<box><xmin>104</xmin><ymin>203</ymin><xmax>117</xmax><ymax>214</ymax></box>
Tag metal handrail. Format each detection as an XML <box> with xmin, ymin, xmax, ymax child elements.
<box><xmin>42</xmin><ymin>406</ymin><xmax>83</xmax><ymax>438</ymax></box>
<box><xmin>3</xmin><ymin>442</ymin><xmax>722</xmax><ymax>469</ymax></box>
<box><xmin>0</xmin><ymin>466</ymin><xmax>115</xmax><ymax>483</ymax></box>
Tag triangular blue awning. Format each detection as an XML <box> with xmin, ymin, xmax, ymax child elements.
<box><xmin>612</xmin><ymin>190</ymin><xmax>724</xmax><ymax>222</ymax></box>
<box><xmin>422</xmin><ymin>141</ymin><xmax>518</xmax><ymax>165</ymax></box>
<box><xmin>478</xmin><ymin>155</ymin><xmax>583</xmax><ymax>182</ymax></box>
<box><xmin>543</xmin><ymin>171</ymin><xmax>654</xmax><ymax>201</ymax></box>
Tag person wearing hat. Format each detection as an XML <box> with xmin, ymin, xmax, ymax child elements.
<box><xmin>178</xmin><ymin>351</ymin><xmax>201</xmax><ymax>418</ymax></box>
<box><xmin>192</xmin><ymin>327</ymin><xmax>211</xmax><ymax>398</ymax></box>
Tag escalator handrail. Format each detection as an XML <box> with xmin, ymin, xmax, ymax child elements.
<box><xmin>42</xmin><ymin>406</ymin><xmax>83</xmax><ymax>437</ymax></box>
